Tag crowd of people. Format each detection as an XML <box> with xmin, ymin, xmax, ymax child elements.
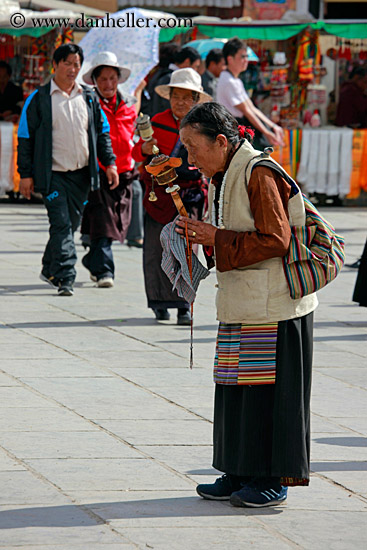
<box><xmin>15</xmin><ymin>38</ymin><xmax>289</xmax><ymax>301</ymax></box>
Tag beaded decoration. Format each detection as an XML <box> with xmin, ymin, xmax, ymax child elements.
<box><xmin>211</xmin><ymin>170</ymin><xmax>228</xmax><ymax>229</ymax></box>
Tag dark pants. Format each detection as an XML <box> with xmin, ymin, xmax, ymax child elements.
<box><xmin>143</xmin><ymin>212</ymin><xmax>189</xmax><ymax>310</ymax></box>
<box><xmin>82</xmin><ymin>237</ymin><xmax>114</xmax><ymax>280</ymax></box>
<box><xmin>126</xmin><ymin>179</ymin><xmax>143</xmax><ymax>242</ymax></box>
<box><xmin>42</xmin><ymin>168</ymin><xmax>90</xmax><ymax>283</ymax></box>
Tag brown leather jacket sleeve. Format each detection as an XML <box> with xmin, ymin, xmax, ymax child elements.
<box><xmin>214</xmin><ymin>166</ymin><xmax>292</xmax><ymax>273</ymax></box>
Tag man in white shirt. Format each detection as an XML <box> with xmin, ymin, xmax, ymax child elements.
<box><xmin>217</xmin><ymin>38</ymin><xmax>284</xmax><ymax>148</ymax></box>
<box><xmin>18</xmin><ymin>44</ymin><xmax>118</xmax><ymax>296</ymax></box>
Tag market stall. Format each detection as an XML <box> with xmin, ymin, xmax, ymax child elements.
<box><xmin>189</xmin><ymin>18</ymin><xmax>367</xmax><ymax>202</ymax></box>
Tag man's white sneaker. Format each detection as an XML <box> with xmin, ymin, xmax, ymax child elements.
<box><xmin>97</xmin><ymin>277</ymin><xmax>114</xmax><ymax>288</ymax></box>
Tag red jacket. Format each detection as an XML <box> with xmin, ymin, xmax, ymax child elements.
<box><xmin>132</xmin><ymin>109</ymin><xmax>201</xmax><ymax>224</ymax></box>
<box><xmin>99</xmin><ymin>93</ymin><xmax>137</xmax><ymax>174</ymax></box>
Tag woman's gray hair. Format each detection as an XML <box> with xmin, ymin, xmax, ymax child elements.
<box><xmin>180</xmin><ymin>102</ymin><xmax>241</xmax><ymax>145</ymax></box>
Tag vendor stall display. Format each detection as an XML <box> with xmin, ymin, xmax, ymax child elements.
<box><xmin>0</xmin><ymin>25</ymin><xmax>73</xmax><ymax>196</ymax></box>
<box><xmin>188</xmin><ymin>18</ymin><xmax>367</xmax><ymax>201</ymax></box>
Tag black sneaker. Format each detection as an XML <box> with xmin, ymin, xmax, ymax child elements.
<box><xmin>58</xmin><ymin>280</ymin><xmax>74</xmax><ymax>296</ymax></box>
<box><xmin>346</xmin><ymin>258</ymin><xmax>361</xmax><ymax>269</ymax></box>
<box><xmin>81</xmin><ymin>253</ymin><xmax>97</xmax><ymax>282</ymax></box>
<box><xmin>196</xmin><ymin>474</ymin><xmax>243</xmax><ymax>501</ymax></box>
<box><xmin>177</xmin><ymin>309</ymin><xmax>191</xmax><ymax>326</ymax></box>
<box><xmin>230</xmin><ymin>479</ymin><xmax>288</xmax><ymax>508</ymax></box>
<box><xmin>154</xmin><ymin>309</ymin><xmax>170</xmax><ymax>321</ymax></box>
<box><xmin>40</xmin><ymin>271</ymin><xmax>58</xmax><ymax>288</ymax></box>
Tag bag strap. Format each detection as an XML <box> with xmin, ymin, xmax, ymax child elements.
<box><xmin>251</xmin><ymin>159</ymin><xmax>300</xmax><ymax>197</ymax></box>
<box><xmin>152</xmin><ymin>121</ymin><xmax>179</xmax><ymax>134</ymax></box>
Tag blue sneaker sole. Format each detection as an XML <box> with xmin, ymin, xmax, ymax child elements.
<box><xmin>230</xmin><ymin>493</ymin><xmax>287</xmax><ymax>508</ymax></box>
<box><xmin>196</xmin><ymin>488</ymin><xmax>231</xmax><ymax>501</ymax></box>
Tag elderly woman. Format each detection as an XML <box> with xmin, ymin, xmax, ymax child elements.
<box><xmin>176</xmin><ymin>102</ymin><xmax>318</xmax><ymax>508</ymax></box>
<box><xmin>80</xmin><ymin>52</ymin><xmax>145</xmax><ymax>287</ymax></box>
<box><xmin>132</xmin><ymin>68</ymin><xmax>211</xmax><ymax>324</ymax></box>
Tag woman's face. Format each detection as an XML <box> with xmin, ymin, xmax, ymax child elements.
<box><xmin>170</xmin><ymin>88</ymin><xmax>197</xmax><ymax>120</ymax></box>
<box><xmin>95</xmin><ymin>67</ymin><xmax>119</xmax><ymax>99</ymax></box>
<box><xmin>180</xmin><ymin>126</ymin><xmax>228</xmax><ymax>178</ymax></box>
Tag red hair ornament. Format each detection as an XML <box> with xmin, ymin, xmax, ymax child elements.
<box><xmin>238</xmin><ymin>125</ymin><xmax>255</xmax><ymax>140</ymax></box>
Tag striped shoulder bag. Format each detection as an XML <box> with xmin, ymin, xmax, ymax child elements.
<box><xmin>283</xmin><ymin>195</ymin><xmax>345</xmax><ymax>299</ymax></box>
<box><xmin>254</xmin><ymin>160</ymin><xmax>345</xmax><ymax>299</ymax></box>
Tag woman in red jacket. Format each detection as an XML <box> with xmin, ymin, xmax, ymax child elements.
<box><xmin>132</xmin><ymin>68</ymin><xmax>211</xmax><ymax>323</ymax></box>
<box><xmin>80</xmin><ymin>52</ymin><xmax>145</xmax><ymax>287</ymax></box>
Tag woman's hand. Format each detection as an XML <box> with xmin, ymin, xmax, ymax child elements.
<box><xmin>273</xmin><ymin>124</ymin><xmax>285</xmax><ymax>144</ymax></box>
<box><xmin>264</xmin><ymin>130</ymin><xmax>284</xmax><ymax>147</ymax></box>
<box><xmin>142</xmin><ymin>138</ymin><xmax>158</xmax><ymax>156</ymax></box>
<box><xmin>175</xmin><ymin>216</ymin><xmax>217</xmax><ymax>246</ymax></box>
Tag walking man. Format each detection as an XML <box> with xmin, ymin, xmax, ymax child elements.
<box><xmin>18</xmin><ymin>43</ymin><xmax>118</xmax><ymax>296</ymax></box>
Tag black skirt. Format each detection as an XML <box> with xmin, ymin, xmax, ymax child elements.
<box><xmin>213</xmin><ymin>312</ymin><xmax>314</xmax><ymax>485</ymax></box>
<box><xmin>81</xmin><ymin>169</ymin><xmax>134</xmax><ymax>243</ymax></box>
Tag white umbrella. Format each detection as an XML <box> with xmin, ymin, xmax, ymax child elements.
<box><xmin>78</xmin><ymin>7</ymin><xmax>159</xmax><ymax>97</ymax></box>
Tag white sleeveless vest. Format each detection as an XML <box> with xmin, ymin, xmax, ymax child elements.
<box><xmin>208</xmin><ymin>141</ymin><xmax>318</xmax><ymax>324</ymax></box>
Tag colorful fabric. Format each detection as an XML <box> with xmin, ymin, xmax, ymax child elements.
<box><xmin>348</xmin><ymin>129</ymin><xmax>366</xmax><ymax>199</ymax></box>
<box><xmin>280</xmin><ymin>476</ymin><xmax>309</xmax><ymax>487</ymax></box>
<box><xmin>214</xmin><ymin>322</ymin><xmax>278</xmax><ymax>386</ymax></box>
<box><xmin>283</xmin><ymin>195</ymin><xmax>345</xmax><ymax>299</ymax></box>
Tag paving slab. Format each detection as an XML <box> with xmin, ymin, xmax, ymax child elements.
<box><xmin>23</xmin><ymin>458</ymin><xmax>194</xmax><ymax>492</ymax></box>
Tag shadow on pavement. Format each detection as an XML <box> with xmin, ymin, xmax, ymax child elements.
<box><xmin>0</xmin><ymin>250</ymin><xmax>41</xmax><ymax>253</ymax></box>
<box><xmin>0</xmin><ymin>497</ymin><xmax>282</xmax><ymax>528</ymax></box>
<box><xmin>314</xmin><ymin>321</ymin><xmax>367</xmax><ymax>328</ymax></box>
<box><xmin>314</xmin><ymin>334</ymin><xmax>367</xmax><ymax>341</ymax></box>
<box><xmin>0</xmin><ymin>318</ymin><xmax>216</xmax><ymax>330</ymax></box>
<box><xmin>311</xmin><ymin>461</ymin><xmax>367</xmax><ymax>471</ymax></box>
<box><xmin>314</xmin><ymin>437</ymin><xmax>367</xmax><ymax>447</ymax></box>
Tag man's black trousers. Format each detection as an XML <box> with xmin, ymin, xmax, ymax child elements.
<box><xmin>42</xmin><ymin>168</ymin><xmax>90</xmax><ymax>283</ymax></box>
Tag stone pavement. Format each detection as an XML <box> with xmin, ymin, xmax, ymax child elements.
<box><xmin>0</xmin><ymin>203</ymin><xmax>366</xmax><ymax>550</ymax></box>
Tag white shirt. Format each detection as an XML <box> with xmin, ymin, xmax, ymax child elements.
<box><xmin>50</xmin><ymin>79</ymin><xmax>89</xmax><ymax>172</ymax></box>
<box><xmin>216</xmin><ymin>70</ymin><xmax>249</xmax><ymax>118</ymax></box>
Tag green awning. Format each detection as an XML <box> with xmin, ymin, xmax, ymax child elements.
<box><xmin>159</xmin><ymin>25</ymin><xmax>190</xmax><ymax>43</ymax></box>
<box><xmin>0</xmin><ymin>26</ymin><xmax>53</xmax><ymax>37</ymax></box>
<box><xmin>195</xmin><ymin>21</ymin><xmax>367</xmax><ymax>41</ymax></box>
<box><xmin>196</xmin><ymin>23</ymin><xmax>309</xmax><ymax>41</ymax></box>
<box><xmin>322</xmin><ymin>23</ymin><xmax>367</xmax><ymax>39</ymax></box>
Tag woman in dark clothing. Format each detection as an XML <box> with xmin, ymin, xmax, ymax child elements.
<box><xmin>132</xmin><ymin>68</ymin><xmax>211</xmax><ymax>324</ymax></box>
<box><xmin>352</xmin><ymin>238</ymin><xmax>367</xmax><ymax>307</ymax></box>
<box><xmin>175</xmin><ymin>102</ymin><xmax>318</xmax><ymax>508</ymax></box>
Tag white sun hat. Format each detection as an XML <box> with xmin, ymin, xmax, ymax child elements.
<box><xmin>155</xmin><ymin>68</ymin><xmax>212</xmax><ymax>103</ymax></box>
<box><xmin>82</xmin><ymin>51</ymin><xmax>131</xmax><ymax>85</ymax></box>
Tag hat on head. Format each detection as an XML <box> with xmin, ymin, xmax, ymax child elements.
<box><xmin>82</xmin><ymin>51</ymin><xmax>131</xmax><ymax>85</ymax></box>
<box><xmin>155</xmin><ymin>68</ymin><xmax>212</xmax><ymax>103</ymax></box>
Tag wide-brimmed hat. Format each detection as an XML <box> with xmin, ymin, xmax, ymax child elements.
<box><xmin>155</xmin><ymin>68</ymin><xmax>212</xmax><ymax>103</ymax></box>
<box><xmin>82</xmin><ymin>51</ymin><xmax>131</xmax><ymax>85</ymax></box>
